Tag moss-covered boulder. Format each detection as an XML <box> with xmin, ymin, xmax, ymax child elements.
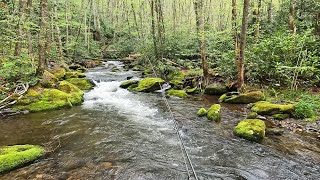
<box><xmin>234</xmin><ymin>119</ymin><xmax>266</xmax><ymax>142</ymax></box>
<box><xmin>39</xmin><ymin>70</ymin><xmax>58</xmax><ymax>88</ymax></box>
<box><xmin>132</xmin><ymin>78</ymin><xmax>165</xmax><ymax>93</ymax></box>
<box><xmin>166</xmin><ymin>71</ymin><xmax>185</xmax><ymax>80</ymax></box>
<box><xmin>67</xmin><ymin>78</ymin><xmax>94</xmax><ymax>90</ymax></box>
<box><xmin>169</xmin><ymin>80</ymin><xmax>184</xmax><ymax>90</ymax></box>
<box><xmin>166</xmin><ymin>89</ymin><xmax>188</xmax><ymax>98</ymax></box>
<box><xmin>111</xmin><ymin>67</ymin><xmax>120</xmax><ymax>72</ymax></box>
<box><xmin>65</xmin><ymin>71</ymin><xmax>86</xmax><ymax>79</ymax></box>
<box><xmin>272</xmin><ymin>114</ymin><xmax>290</xmax><ymax>120</ymax></box>
<box><xmin>197</xmin><ymin>108</ymin><xmax>207</xmax><ymax>117</ymax></box>
<box><xmin>0</xmin><ymin>145</ymin><xmax>45</xmax><ymax>173</ymax></box>
<box><xmin>14</xmin><ymin>88</ymin><xmax>73</xmax><ymax>112</ymax></box>
<box><xmin>57</xmin><ymin>81</ymin><xmax>84</xmax><ymax>105</ymax></box>
<box><xmin>207</xmin><ymin>104</ymin><xmax>221</xmax><ymax>122</ymax></box>
<box><xmin>49</xmin><ymin>66</ymin><xmax>66</xmax><ymax>80</ymax></box>
<box><xmin>204</xmin><ymin>84</ymin><xmax>228</xmax><ymax>95</ymax></box>
<box><xmin>186</xmin><ymin>87</ymin><xmax>200</xmax><ymax>94</ymax></box>
<box><xmin>251</xmin><ymin>101</ymin><xmax>295</xmax><ymax>115</ymax></box>
<box><xmin>120</xmin><ymin>80</ymin><xmax>139</xmax><ymax>89</ymax></box>
<box><xmin>219</xmin><ymin>91</ymin><xmax>265</xmax><ymax>104</ymax></box>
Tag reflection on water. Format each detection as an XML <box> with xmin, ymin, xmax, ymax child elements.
<box><xmin>0</xmin><ymin>62</ymin><xmax>319</xmax><ymax>179</ymax></box>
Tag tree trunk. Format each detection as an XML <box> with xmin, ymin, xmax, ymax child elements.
<box><xmin>150</xmin><ymin>0</ymin><xmax>158</xmax><ymax>60</ymax></box>
<box><xmin>54</xmin><ymin>0</ymin><xmax>64</xmax><ymax>61</ymax></box>
<box><xmin>232</xmin><ymin>0</ymin><xmax>240</xmax><ymax>79</ymax></box>
<box><xmin>267</xmin><ymin>0</ymin><xmax>273</xmax><ymax>23</ymax></box>
<box><xmin>37</xmin><ymin>0</ymin><xmax>49</xmax><ymax>76</ymax></box>
<box><xmin>14</xmin><ymin>0</ymin><xmax>27</xmax><ymax>56</ymax></box>
<box><xmin>26</xmin><ymin>0</ymin><xmax>33</xmax><ymax>55</ymax></box>
<box><xmin>254</xmin><ymin>0</ymin><xmax>262</xmax><ymax>38</ymax></box>
<box><xmin>289</xmin><ymin>0</ymin><xmax>296</xmax><ymax>34</ymax></box>
<box><xmin>238</xmin><ymin>0</ymin><xmax>250</xmax><ymax>89</ymax></box>
<box><xmin>194</xmin><ymin>0</ymin><xmax>209</xmax><ymax>84</ymax></box>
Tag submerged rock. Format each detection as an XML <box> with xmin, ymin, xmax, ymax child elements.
<box><xmin>132</xmin><ymin>78</ymin><xmax>165</xmax><ymax>93</ymax></box>
<box><xmin>67</xmin><ymin>78</ymin><xmax>94</xmax><ymax>90</ymax></box>
<box><xmin>111</xmin><ymin>67</ymin><xmax>120</xmax><ymax>72</ymax></box>
<box><xmin>0</xmin><ymin>145</ymin><xmax>45</xmax><ymax>173</ymax></box>
<box><xmin>65</xmin><ymin>71</ymin><xmax>86</xmax><ymax>79</ymax></box>
<box><xmin>169</xmin><ymin>79</ymin><xmax>184</xmax><ymax>90</ymax></box>
<box><xmin>219</xmin><ymin>91</ymin><xmax>265</xmax><ymax>104</ymax></box>
<box><xmin>207</xmin><ymin>104</ymin><xmax>221</xmax><ymax>122</ymax></box>
<box><xmin>39</xmin><ymin>70</ymin><xmax>58</xmax><ymax>88</ymax></box>
<box><xmin>247</xmin><ymin>112</ymin><xmax>258</xmax><ymax>119</ymax></box>
<box><xmin>120</xmin><ymin>80</ymin><xmax>139</xmax><ymax>89</ymax></box>
<box><xmin>197</xmin><ymin>108</ymin><xmax>207</xmax><ymax>117</ymax></box>
<box><xmin>204</xmin><ymin>84</ymin><xmax>228</xmax><ymax>95</ymax></box>
<box><xmin>251</xmin><ymin>101</ymin><xmax>294</xmax><ymax>115</ymax></box>
<box><xmin>234</xmin><ymin>119</ymin><xmax>266</xmax><ymax>142</ymax></box>
<box><xmin>266</xmin><ymin>128</ymin><xmax>285</xmax><ymax>136</ymax></box>
<box><xmin>166</xmin><ymin>89</ymin><xmax>188</xmax><ymax>98</ymax></box>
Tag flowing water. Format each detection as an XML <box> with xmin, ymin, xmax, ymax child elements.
<box><xmin>0</xmin><ymin>62</ymin><xmax>320</xmax><ymax>180</ymax></box>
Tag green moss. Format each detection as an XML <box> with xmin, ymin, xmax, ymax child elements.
<box><xmin>65</xmin><ymin>71</ymin><xmax>86</xmax><ymax>79</ymax></box>
<box><xmin>207</xmin><ymin>104</ymin><xmax>221</xmax><ymax>122</ymax></box>
<box><xmin>186</xmin><ymin>87</ymin><xmax>200</xmax><ymax>94</ymax></box>
<box><xmin>166</xmin><ymin>89</ymin><xmax>188</xmax><ymax>98</ymax></box>
<box><xmin>219</xmin><ymin>91</ymin><xmax>265</xmax><ymax>104</ymax></box>
<box><xmin>132</xmin><ymin>78</ymin><xmax>165</xmax><ymax>92</ymax></box>
<box><xmin>58</xmin><ymin>81</ymin><xmax>84</xmax><ymax>105</ymax></box>
<box><xmin>67</xmin><ymin>78</ymin><xmax>93</xmax><ymax>90</ymax></box>
<box><xmin>120</xmin><ymin>80</ymin><xmax>139</xmax><ymax>89</ymax></box>
<box><xmin>272</xmin><ymin>114</ymin><xmax>290</xmax><ymax>120</ymax></box>
<box><xmin>132</xmin><ymin>65</ymin><xmax>142</xmax><ymax>71</ymax></box>
<box><xmin>197</xmin><ymin>108</ymin><xmax>207</xmax><ymax>117</ymax></box>
<box><xmin>251</xmin><ymin>101</ymin><xmax>295</xmax><ymax>115</ymax></box>
<box><xmin>247</xmin><ymin>112</ymin><xmax>258</xmax><ymax>119</ymax></box>
<box><xmin>49</xmin><ymin>66</ymin><xmax>66</xmax><ymax>80</ymax></box>
<box><xmin>234</xmin><ymin>119</ymin><xmax>266</xmax><ymax>142</ymax></box>
<box><xmin>0</xmin><ymin>145</ymin><xmax>45</xmax><ymax>173</ymax></box>
<box><xmin>111</xmin><ymin>67</ymin><xmax>120</xmax><ymax>72</ymax></box>
<box><xmin>166</xmin><ymin>71</ymin><xmax>185</xmax><ymax>80</ymax></box>
<box><xmin>39</xmin><ymin>70</ymin><xmax>58</xmax><ymax>88</ymax></box>
<box><xmin>204</xmin><ymin>84</ymin><xmax>228</xmax><ymax>95</ymax></box>
<box><xmin>127</xmin><ymin>84</ymin><xmax>139</xmax><ymax>90</ymax></box>
<box><xmin>169</xmin><ymin>79</ymin><xmax>184</xmax><ymax>90</ymax></box>
<box><xmin>77</xmin><ymin>67</ymin><xmax>88</xmax><ymax>72</ymax></box>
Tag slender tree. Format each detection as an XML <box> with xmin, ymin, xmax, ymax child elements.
<box><xmin>37</xmin><ymin>0</ymin><xmax>49</xmax><ymax>75</ymax></box>
<box><xmin>238</xmin><ymin>0</ymin><xmax>250</xmax><ymax>88</ymax></box>
<box><xmin>289</xmin><ymin>0</ymin><xmax>296</xmax><ymax>34</ymax></box>
<box><xmin>14</xmin><ymin>0</ymin><xmax>27</xmax><ymax>56</ymax></box>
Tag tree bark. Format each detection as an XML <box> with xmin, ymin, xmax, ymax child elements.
<box><xmin>37</xmin><ymin>0</ymin><xmax>49</xmax><ymax>76</ymax></box>
<box><xmin>238</xmin><ymin>0</ymin><xmax>250</xmax><ymax>89</ymax></box>
<box><xmin>232</xmin><ymin>0</ymin><xmax>240</xmax><ymax>80</ymax></box>
<box><xmin>254</xmin><ymin>0</ymin><xmax>262</xmax><ymax>38</ymax></box>
<box><xmin>14</xmin><ymin>0</ymin><xmax>27</xmax><ymax>56</ymax></box>
<box><xmin>150</xmin><ymin>0</ymin><xmax>158</xmax><ymax>60</ymax></box>
<box><xmin>54</xmin><ymin>0</ymin><xmax>64</xmax><ymax>61</ymax></box>
<box><xmin>194</xmin><ymin>0</ymin><xmax>209</xmax><ymax>84</ymax></box>
<box><xmin>267</xmin><ymin>0</ymin><xmax>273</xmax><ymax>23</ymax></box>
<box><xmin>26</xmin><ymin>0</ymin><xmax>33</xmax><ymax>55</ymax></box>
<box><xmin>289</xmin><ymin>0</ymin><xmax>296</xmax><ymax>34</ymax></box>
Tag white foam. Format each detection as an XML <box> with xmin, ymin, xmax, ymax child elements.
<box><xmin>82</xmin><ymin>81</ymin><xmax>158</xmax><ymax>118</ymax></box>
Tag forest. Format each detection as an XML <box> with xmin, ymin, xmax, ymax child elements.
<box><xmin>0</xmin><ymin>0</ymin><xmax>320</xmax><ymax>179</ymax></box>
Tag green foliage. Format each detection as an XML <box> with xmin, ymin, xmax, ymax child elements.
<box><xmin>0</xmin><ymin>54</ymin><xmax>38</xmax><ymax>85</ymax></box>
<box><xmin>293</xmin><ymin>94</ymin><xmax>320</xmax><ymax>120</ymax></box>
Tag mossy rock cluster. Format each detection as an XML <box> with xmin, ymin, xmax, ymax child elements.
<box><xmin>166</xmin><ymin>89</ymin><xmax>188</xmax><ymax>98</ymax></box>
<box><xmin>0</xmin><ymin>145</ymin><xmax>45</xmax><ymax>173</ymax></box>
<box><xmin>204</xmin><ymin>84</ymin><xmax>228</xmax><ymax>95</ymax></box>
<box><xmin>207</xmin><ymin>104</ymin><xmax>221</xmax><ymax>122</ymax></box>
<box><xmin>234</xmin><ymin>119</ymin><xmax>266</xmax><ymax>142</ymax></box>
<box><xmin>67</xmin><ymin>78</ymin><xmax>94</xmax><ymax>90</ymax></box>
<box><xmin>14</xmin><ymin>82</ymin><xmax>84</xmax><ymax>112</ymax></box>
<box><xmin>120</xmin><ymin>80</ymin><xmax>139</xmax><ymax>89</ymax></box>
<box><xmin>219</xmin><ymin>91</ymin><xmax>265</xmax><ymax>104</ymax></box>
<box><xmin>132</xmin><ymin>78</ymin><xmax>165</xmax><ymax>92</ymax></box>
<box><xmin>186</xmin><ymin>87</ymin><xmax>200</xmax><ymax>94</ymax></box>
<box><xmin>251</xmin><ymin>101</ymin><xmax>295</xmax><ymax>116</ymax></box>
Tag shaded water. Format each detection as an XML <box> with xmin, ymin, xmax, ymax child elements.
<box><xmin>0</xmin><ymin>62</ymin><xmax>320</xmax><ymax>180</ymax></box>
